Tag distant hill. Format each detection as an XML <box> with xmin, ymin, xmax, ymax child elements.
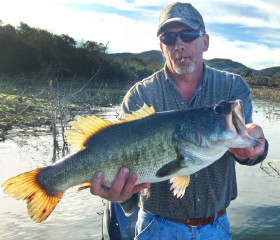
<box><xmin>109</xmin><ymin>50</ymin><xmax>165</xmax><ymax>66</ymax></box>
<box><xmin>204</xmin><ymin>58</ymin><xmax>250</xmax><ymax>74</ymax></box>
<box><xmin>109</xmin><ymin>50</ymin><xmax>280</xmax><ymax>77</ymax></box>
<box><xmin>256</xmin><ymin>66</ymin><xmax>280</xmax><ymax>77</ymax></box>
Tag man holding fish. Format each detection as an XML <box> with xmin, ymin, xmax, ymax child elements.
<box><xmin>92</xmin><ymin>2</ymin><xmax>268</xmax><ymax>239</ymax></box>
<box><xmin>2</xmin><ymin>2</ymin><xmax>268</xmax><ymax>239</ymax></box>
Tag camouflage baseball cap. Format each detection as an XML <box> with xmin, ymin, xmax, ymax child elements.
<box><xmin>157</xmin><ymin>2</ymin><xmax>205</xmax><ymax>36</ymax></box>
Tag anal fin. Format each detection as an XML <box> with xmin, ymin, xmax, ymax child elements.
<box><xmin>77</xmin><ymin>182</ymin><xmax>92</xmax><ymax>192</ymax></box>
<box><xmin>170</xmin><ymin>175</ymin><xmax>190</xmax><ymax>199</ymax></box>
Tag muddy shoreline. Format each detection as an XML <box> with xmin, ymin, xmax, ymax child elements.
<box><xmin>0</xmin><ymin>86</ymin><xmax>279</xmax><ymax>141</ymax></box>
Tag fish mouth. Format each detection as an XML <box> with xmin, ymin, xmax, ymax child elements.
<box><xmin>227</xmin><ymin>100</ymin><xmax>258</xmax><ymax>148</ymax></box>
<box><xmin>231</xmin><ymin>100</ymin><xmax>246</xmax><ymax>135</ymax></box>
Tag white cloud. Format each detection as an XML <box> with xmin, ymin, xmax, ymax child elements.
<box><xmin>204</xmin><ymin>34</ymin><xmax>280</xmax><ymax>70</ymax></box>
<box><xmin>0</xmin><ymin>1</ymin><xmax>159</xmax><ymax>53</ymax></box>
<box><xmin>75</xmin><ymin>0</ymin><xmax>136</xmax><ymax>11</ymax></box>
<box><xmin>195</xmin><ymin>0</ymin><xmax>280</xmax><ymax>29</ymax></box>
<box><xmin>133</xmin><ymin>0</ymin><xmax>171</xmax><ymax>7</ymax></box>
<box><xmin>72</xmin><ymin>11</ymin><xmax>159</xmax><ymax>54</ymax></box>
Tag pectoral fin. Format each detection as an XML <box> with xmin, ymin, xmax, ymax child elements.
<box><xmin>156</xmin><ymin>159</ymin><xmax>183</xmax><ymax>178</ymax></box>
<box><xmin>170</xmin><ymin>176</ymin><xmax>190</xmax><ymax>199</ymax></box>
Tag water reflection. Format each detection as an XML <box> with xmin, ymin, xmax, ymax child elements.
<box><xmin>253</xmin><ymin>99</ymin><xmax>280</xmax><ymax>178</ymax></box>
<box><xmin>253</xmin><ymin>99</ymin><xmax>280</xmax><ymax>128</ymax></box>
<box><xmin>229</xmin><ymin>205</ymin><xmax>280</xmax><ymax>240</ymax></box>
<box><xmin>0</xmin><ymin>97</ymin><xmax>279</xmax><ymax>239</ymax></box>
<box><xmin>0</xmin><ymin>103</ymin><xmax>123</xmax><ymax>240</ymax></box>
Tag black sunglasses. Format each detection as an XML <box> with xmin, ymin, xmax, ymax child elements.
<box><xmin>160</xmin><ymin>29</ymin><xmax>204</xmax><ymax>46</ymax></box>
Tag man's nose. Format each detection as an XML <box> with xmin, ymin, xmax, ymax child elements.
<box><xmin>175</xmin><ymin>36</ymin><xmax>185</xmax><ymax>51</ymax></box>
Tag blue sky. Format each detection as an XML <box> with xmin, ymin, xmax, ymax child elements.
<box><xmin>0</xmin><ymin>0</ymin><xmax>279</xmax><ymax>70</ymax></box>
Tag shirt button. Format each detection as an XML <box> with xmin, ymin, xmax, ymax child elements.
<box><xmin>197</xmin><ymin>198</ymin><xmax>200</xmax><ymax>202</ymax></box>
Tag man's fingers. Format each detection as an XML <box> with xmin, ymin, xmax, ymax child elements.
<box><xmin>90</xmin><ymin>172</ymin><xmax>106</xmax><ymax>197</ymax></box>
<box><xmin>230</xmin><ymin>123</ymin><xmax>266</xmax><ymax>161</ymax></box>
<box><xmin>132</xmin><ymin>183</ymin><xmax>151</xmax><ymax>194</ymax></box>
<box><xmin>90</xmin><ymin>168</ymin><xmax>150</xmax><ymax>202</ymax></box>
<box><xmin>120</xmin><ymin>173</ymin><xmax>138</xmax><ymax>198</ymax></box>
<box><xmin>247</xmin><ymin>123</ymin><xmax>264</xmax><ymax>139</ymax></box>
<box><xmin>107</xmin><ymin>168</ymin><xmax>129</xmax><ymax>199</ymax></box>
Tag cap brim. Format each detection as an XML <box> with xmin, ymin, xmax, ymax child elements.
<box><xmin>157</xmin><ymin>17</ymin><xmax>199</xmax><ymax>36</ymax></box>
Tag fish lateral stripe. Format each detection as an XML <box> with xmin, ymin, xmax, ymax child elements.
<box><xmin>65</xmin><ymin>103</ymin><xmax>156</xmax><ymax>150</ymax></box>
<box><xmin>2</xmin><ymin>168</ymin><xmax>64</xmax><ymax>223</ymax></box>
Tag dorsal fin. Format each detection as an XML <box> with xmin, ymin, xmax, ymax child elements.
<box><xmin>65</xmin><ymin>116</ymin><xmax>114</xmax><ymax>151</ymax></box>
<box><xmin>65</xmin><ymin>103</ymin><xmax>156</xmax><ymax>151</ymax></box>
<box><xmin>119</xmin><ymin>103</ymin><xmax>156</xmax><ymax>122</ymax></box>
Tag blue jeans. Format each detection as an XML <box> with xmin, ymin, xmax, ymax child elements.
<box><xmin>135</xmin><ymin>209</ymin><xmax>232</xmax><ymax>240</ymax></box>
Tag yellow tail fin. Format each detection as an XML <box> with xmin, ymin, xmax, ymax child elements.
<box><xmin>2</xmin><ymin>168</ymin><xmax>64</xmax><ymax>223</ymax></box>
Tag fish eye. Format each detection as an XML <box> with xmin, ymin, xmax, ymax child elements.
<box><xmin>214</xmin><ymin>105</ymin><xmax>223</xmax><ymax>115</ymax></box>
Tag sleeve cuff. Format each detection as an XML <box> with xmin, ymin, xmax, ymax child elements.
<box><xmin>118</xmin><ymin>193</ymin><xmax>139</xmax><ymax>216</ymax></box>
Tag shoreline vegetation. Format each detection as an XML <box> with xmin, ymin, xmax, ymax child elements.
<box><xmin>0</xmin><ymin>76</ymin><xmax>280</xmax><ymax>142</ymax></box>
<box><xmin>0</xmin><ymin>77</ymin><xmax>126</xmax><ymax>141</ymax></box>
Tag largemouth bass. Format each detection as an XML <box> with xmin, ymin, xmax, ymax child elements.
<box><xmin>2</xmin><ymin>100</ymin><xmax>257</xmax><ymax>223</ymax></box>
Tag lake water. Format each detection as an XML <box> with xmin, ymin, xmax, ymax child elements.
<box><xmin>0</xmin><ymin>97</ymin><xmax>279</xmax><ymax>240</ymax></box>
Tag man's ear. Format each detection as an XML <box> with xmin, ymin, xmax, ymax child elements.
<box><xmin>160</xmin><ymin>43</ymin><xmax>166</xmax><ymax>59</ymax></box>
<box><xmin>203</xmin><ymin>34</ymin><xmax>209</xmax><ymax>52</ymax></box>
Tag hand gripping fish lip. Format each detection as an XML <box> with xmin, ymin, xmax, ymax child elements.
<box><xmin>229</xmin><ymin>100</ymin><xmax>258</xmax><ymax>146</ymax></box>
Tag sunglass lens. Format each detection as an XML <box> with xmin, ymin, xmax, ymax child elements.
<box><xmin>180</xmin><ymin>30</ymin><xmax>201</xmax><ymax>43</ymax></box>
<box><xmin>160</xmin><ymin>29</ymin><xmax>203</xmax><ymax>45</ymax></box>
<box><xmin>160</xmin><ymin>32</ymin><xmax>177</xmax><ymax>45</ymax></box>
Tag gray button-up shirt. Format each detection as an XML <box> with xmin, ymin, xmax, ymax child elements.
<box><xmin>119</xmin><ymin>63</ymin><xmax>267</xmax><ymax>219</ymax></box>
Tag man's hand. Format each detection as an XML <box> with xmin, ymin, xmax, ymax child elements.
<box><xmin>229</xmin><ymin>123</ymin><xmax>265</xmax><ymax>161</ymax></box>
<box><xmin>90</xmin><ymin>168</ymin><xmax>150</xmax><ymax>202</ymax></box>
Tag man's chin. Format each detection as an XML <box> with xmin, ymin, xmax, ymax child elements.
<box><xmin>174</xmin><ymin>63</ymin><xmax>195</xmax><ymax>75</ymax></box>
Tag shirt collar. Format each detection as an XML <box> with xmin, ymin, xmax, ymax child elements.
<box><xmin>163</xmin><ymin>62</ymin><xmax>207</xmax><ymax>89</ymax></box>
<box><xmin>163</xmin><ymin>62</ymin><xmax>207</xmax><ymax>107</ymax></box>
